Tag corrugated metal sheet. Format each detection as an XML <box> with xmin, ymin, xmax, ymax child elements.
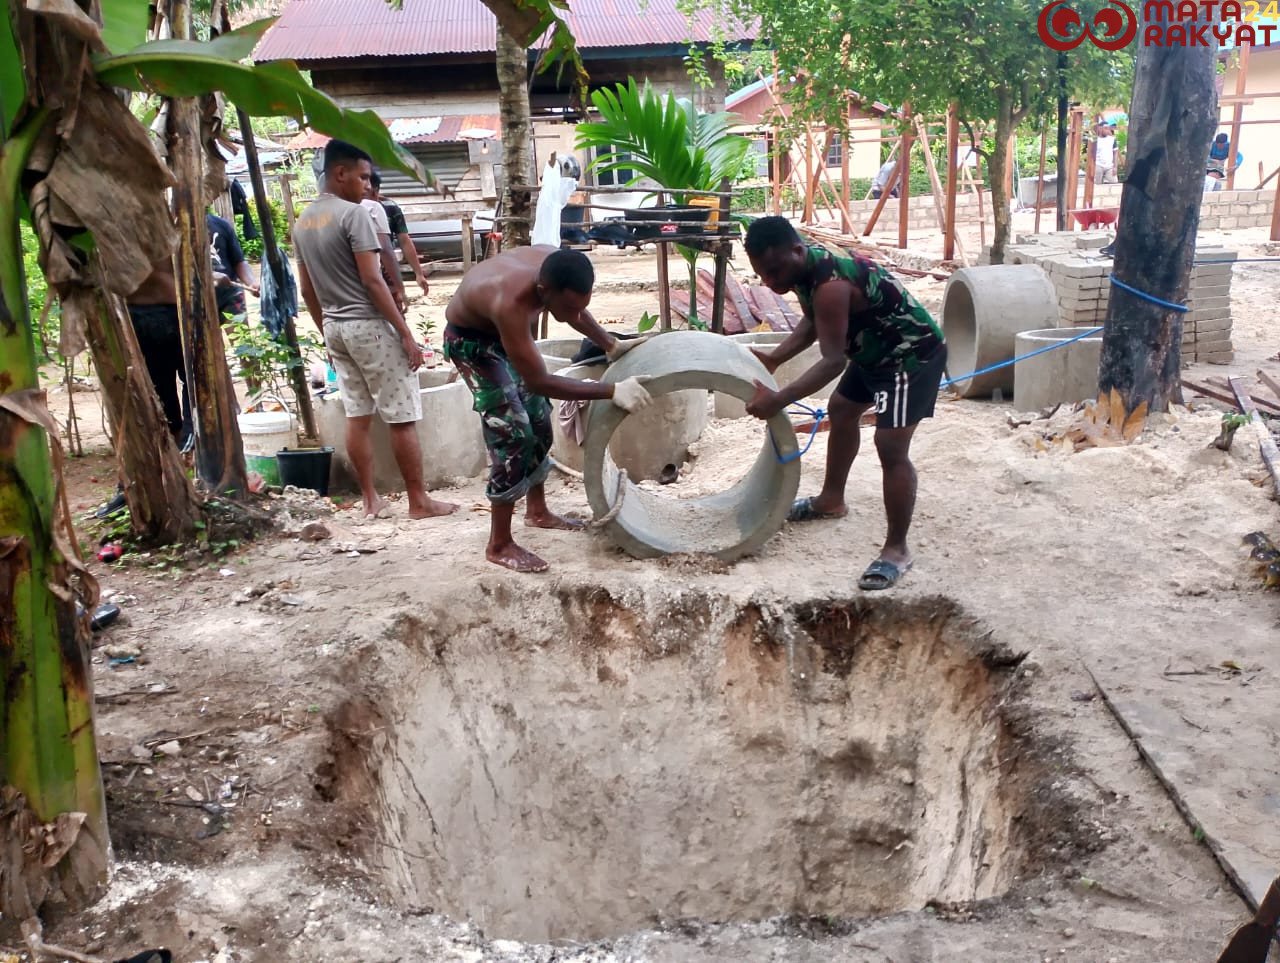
<box><xmin>379</xmin><ymin>143</ymin><xmax>472</xmax><ymax>196</ymax></box>
<box><xmin>387</xmin><ymin>116</ymin><xmax>443</xmax><ymax>141</ymax></box>
<box><xmin>255</xmin><ymin>0</ymin><xmax>756</xmax><ymax>63</ymax></box>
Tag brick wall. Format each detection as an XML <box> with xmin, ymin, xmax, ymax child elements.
<box><xmin>1003</xmin><ymin>233</ymin><xmax>1235</xmax><ymax>364</ymax></box>
<box><xmin>843</xmin><ymin>184</ymin><xmax>1272</xmax><ymax>232</ymax></box>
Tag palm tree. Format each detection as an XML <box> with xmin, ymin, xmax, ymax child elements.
<box><xmin>575</xmin><ymin>79</ymin><xmax>751</xmax><ymax>327</ymax></box>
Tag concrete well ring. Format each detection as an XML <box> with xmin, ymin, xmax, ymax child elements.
<box><xmin>583</xmin><ymin>330</ymin><xmax>802</xmax><ymax>562</ymax></box>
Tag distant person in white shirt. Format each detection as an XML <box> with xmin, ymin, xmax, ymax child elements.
<box><xmin>870</xmin><ymin>158</ymin><xmax>900</xmax><ymax>200</ymax></box>
<box><xmin>1094</xmin><ymin>123</ymin><xmax>1118</xmax><ymax>184</ymax></box>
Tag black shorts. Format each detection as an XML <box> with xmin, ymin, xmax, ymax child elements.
<box><xmin>836</xmin><ymin>343</ymin><xmax>947</xmax><ymax>430</ymax></box>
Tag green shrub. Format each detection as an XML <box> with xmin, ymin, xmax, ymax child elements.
<box><xmin>235</xmin><ymin>196</ymin><xmax>291</xmax><ymax>262</ymax></box>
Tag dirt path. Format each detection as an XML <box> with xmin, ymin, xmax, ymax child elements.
<box><xmin>19</xmin><ymin>231</ymin><xmax>1280</xmax><ymax>962</ymax></box>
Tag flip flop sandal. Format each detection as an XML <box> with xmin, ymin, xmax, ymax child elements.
<box><xmin>787</xmin><ymin>496</ymin><xmax>848</xmax><ymax>523</ymax></box>
<box><xmin>858</xmin><ymin>558</ymin><xmax>912</xmax><ymax>591</ymax></box>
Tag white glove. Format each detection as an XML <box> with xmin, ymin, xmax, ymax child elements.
<box><xmin>606</xmin><ymin>334</ymin><xmax>652</xmax><ymax>362</ymax></box>
<box><xmin>611</xmin><ymin>376</ymin><xmax>654</xmax><ymax>413</ymax></box>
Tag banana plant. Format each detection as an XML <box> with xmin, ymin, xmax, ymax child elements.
<box><xmin>0</xmin><ymin>0</ymin><xmax>445</xmax><ymax>925</ymax></box>
<box><xmin>575</xmin><ymin>79</ymin><xmax>751</xmax><ymax>328</ymax></box>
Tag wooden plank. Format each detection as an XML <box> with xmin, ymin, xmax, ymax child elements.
<box><xmin>915</xmin><ymin>117</ymin><xmax>967</xmax><ymax>266</ymax></box>
<box><xmin>1205</xmin><ymin>376</ymin><xmax>1280</xmax><ymax>416</ymax></box>
<box><xmin>1256</xmin><ymin>369</ymin><xmax>1280</xmax><ymax>405</ymax></box>
<box><xmin>723</xmin><ymin>274</ymin><xmax>755</xmax><ymax>335</ymax></box>
<box><xmin>710</xmin><ymin>176</ymin><xmax>732</xmax><ymax>335</ymax></box>
<box><xmin>1227</xmin><ymin>40</ymin><xmax>1250</xmax><ymax>191</ymax></box>
<box><xmin>1183</xmin><ymin>378</ymin><xmax>1280</xmax><ymax>417</ymax></box>
<box><xmin>1229</xmin><ymin>376</ymin><xmax>1280</xmax><ymax>497</ymax></box>
<box><xmin>770</xmin><ymin>289</ymin><xmax>800</xmax><ymax>329</ymax></box>
<box><xmin>745</xmin><ymin>286</ymin><xmax>785</xmax><ymax>330</ymax></box>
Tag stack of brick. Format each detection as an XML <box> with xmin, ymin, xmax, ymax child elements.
<box><xmin>1185</xmin><ymin>255</ymin><xmax>1235</xmax><ymax>364</ymax></box>
<box><xmin>1000</xmin><ymin>232</ymin><xmax>1235</xmax><ymax>364</ymax></box>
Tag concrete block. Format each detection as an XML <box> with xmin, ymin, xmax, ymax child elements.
<box><xmin>1013</xmin><ymin>327</ymin><xmax>1104</xmax><ymax>409</ymax></box>
<box><xmin>943</xmin><ymin>265</ymin><xmax>1060</xmax><ymax>398</ymax></box>
<box><xmin>1191</xmin><ymin>296</ymin><xmax>1231</xmax><ymax>313</ymax></box>
<box><xmin>317</xmin><ymin>378</ymin><xmax>486</xmax><ymax>494</ymax></box>
<box><xmin>1201</xmin><ymin>352</ymin><xmax>1235</xmax><ymax>365</ymax></box>
<box><xmin>1188</xmin><ymin>283</ymin><xmax>1231</xmax><ymax>300</ymax></box>
<box><xmin>583</xmin><ymin>331</ymin><xmax>801</xmax><ymax>562</ymax></box>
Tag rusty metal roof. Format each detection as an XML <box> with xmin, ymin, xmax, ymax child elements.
<box><xmin>254</xmin><ymin>0</ymin><xmax>756</xmax><ymax>62</ymax></box>
<box><xmin>282</xmin><ymin>115</ymin><xmax>500</xmax><ymax>150</ymax></box>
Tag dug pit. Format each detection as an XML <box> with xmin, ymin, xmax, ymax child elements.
<box><xmin>320</xmin><ymin>586</ymin><xmax>1064</xmax><ymax>945</ymax></box>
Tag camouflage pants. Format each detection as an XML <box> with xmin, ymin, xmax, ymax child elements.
<box><xmin>444</xmin><ymin>326</ymin><xmax>552</xmax><ymax>504</ymax></box>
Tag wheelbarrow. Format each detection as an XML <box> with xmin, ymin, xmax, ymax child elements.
<box><xmin>1070</xmin><ymin>207</ymin><xmax>1119</xmax><ymax>230</ymax></box>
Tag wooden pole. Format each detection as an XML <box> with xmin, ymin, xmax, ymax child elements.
<box><xmin>898</xmin><ymin>107</ymin><xmax>913</xmax><ymax>249</ymax></box>
<box><xmin>771</xmin><ymin>127</ymin><xmax>782</xmax><ymax>214</ymax></box>
<box><xmin>1064</xmin><ymin>108</ymin><xmax>1083</xmax><ymax>224</ymax></box>
<box><xmin>236</xmin><ymin>108</ymin><xmax>317</xmax><ymax>441</ymax></box>
<box><xmin>1083</xmin><ymin>124</ymin><xmax>1097</xmax><ymax>210</ymax></box>
<box><xmin>944</xmin><ymin>104</ymin><xmax>960</xmax><ymax>261</ymax></box>
<box><xmin>915</xmin><ymin>118</ymin><xmax>966</xmax><ymax>265</ymax></box>
<box><xmin>461</xmin><ymin>212</ymin><xmax>475</xmax><ymax>272</ymax></box>
<box><xmin>710</xmin><ymin>177</ymin><xmax>732</xmax><ymax>335</ymax></box>
<box><xmin>1034</xmin><ymin>128</ymin><xmax>1048</xmax><ymax>233</ymax></box>
<box><xmin>861</xmin><ymin>158</ymin><xmax>903</xmax><ymax>236</ymax></box>
<box><xmin>964</xmin><ymin>164</ymin><xmax>987</xmax><ymax>250</ymax></box>
<box><xmin>655</xmin><ymin>191</ymin><xmax>672</xmax><ymax>331</ymax></box>
<box><xmin>279</xmin><ymin>173</ymin><xmax>296</xmax><ymax>237</ymax></box>
<box><xmin>1227</xmin><ymin>41</ymin><xmax>1251</xmax><ymax>190</ymax></box>
<box><xmin>802</xmin><ymin>124</ymin><xmax>816</xmax><ymax>223</ymax></box>
<box><xmin>1269</xmin><ymin>168</ymin><xmax>1280</xmax><ymax>242</ymax></box>
<box><xmin>840</xmin><ymin>103</ymin><xmax>852</xmax><ymax>233</ymax></box>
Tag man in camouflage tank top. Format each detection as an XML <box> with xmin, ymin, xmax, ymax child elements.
<box><xmin>743</xmin><ymin>216</ymin><xmax>947</xmax><ymax>591</ymax></box>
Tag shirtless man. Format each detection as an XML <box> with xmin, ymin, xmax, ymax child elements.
<box><xmin>444</xmin><ymin>246</ymin><xmax>652</xmax><ymax>573</ymax></box>
<box><xmin>126</xmin><ymin>259</ymin><xmax>190</xmax><ymax>445</ymax></box>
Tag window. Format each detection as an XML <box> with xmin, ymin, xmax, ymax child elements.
<box><xmin>594</xmin><ymin>145</ymin><xmax>637</xmax><ymax>187</ymax></box>
<box><xmin>826</xmin><ymin>134</ymin><xmax>843</xmax><ymax>168</ymax></box>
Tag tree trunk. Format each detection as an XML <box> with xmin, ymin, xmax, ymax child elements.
<box><xmin>497</xmin><ymin>24</ymin><xmax>533</xmax><ymax>249</ymax></box>
<box><xmin>1098</xmin><ymin>41</ymin><xmax>1217</xmax><ymax>413</ymax></box>
<box><xmin>987</xmin><ymin>90</ymin><xmax>1014</xmax><ymax>264</ymax></box>
<box><xmin>0</xmin><ymin>136</ymin><xmax>108</xmax><ymax>918</ymax></box>
<box><xmin>166</xmin><ymin>0</ymin><xmax>247</xmax><ymax>495</ymax></box>
<box><xmin>84</xmin><ymin>288</ymin><xmax>200</xmax><ymax>542</ymax></box>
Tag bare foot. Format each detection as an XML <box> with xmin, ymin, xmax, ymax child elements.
<box><xmin>408</xmin><ymin>497</ymin><xmax>460</xmax><ymax>520</ymax></box>
<box><xmin>363</xmin><ymin>496</ymin><xmax>390</xmax><ymax>518</ymax></box>
<box><xmin>524</xmin><ymin>511</ymin><xmax>586</xmax><ymax>531</ymax></box>
<box><xmin>486</xmin><ymin>542</ymin><xmax>549</xmax><ymax>573</ymax></box>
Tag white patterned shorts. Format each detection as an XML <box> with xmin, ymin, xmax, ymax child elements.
<box><xmin>324</xmin><ymin>319</ymin><xmax>421</xmax><ymax>424</ymax></box>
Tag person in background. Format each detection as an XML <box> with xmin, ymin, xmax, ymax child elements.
<box><xmin>360</xmin><ymin>180</ymin><xmax>407</xmax><ymax>313</ymax></box>
<box><xmin>208</xmin><ymin>211</ymin><xmax>258</xmax><ymax>320</ymax></box>
<box><xmin>1093</xmin><ymin>123</ymin><xmax>1118</xmax><ymax>184</ymax></box>
<box><xmin>870</xmin><ymin>158</ymin><xmax>900</xmax><ymax>200</ymax></box>
<box><xmin>294</xmin><ymin>138</ymin><xmax>457</xmax><ymax>521</ymax></box>
<box><xmin>369</xmin><ymin>170</ymin><xmax>430</xmax><ymax>298</ymax></box>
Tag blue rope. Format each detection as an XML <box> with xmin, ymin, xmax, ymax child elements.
<box><xmin>1108</xmin><ymin>275</ymin><xmax>1190</xmax><ymax>312</ymax></box>
<box><xmin>939</xmin><ymin>325</ymin><xmax>1104</xmax><ymax>389</ymax></box>
<box><xmin>770</xmin><ymin>402</ymin><xmax>826</xmax><ymax>464</ymax></box>
<box><xmin>767</xmin><ymin>274</ymin><xmax>1193</xmax><ymax>463</ymax></box>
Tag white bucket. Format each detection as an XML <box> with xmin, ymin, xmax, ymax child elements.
<box><xmin>238</xmin><ymin>410</ymin><xmax>297</xmax><ymax>486</ymax></box>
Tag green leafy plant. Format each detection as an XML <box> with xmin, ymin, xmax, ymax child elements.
<box><xmin>235</xmin><ymin>194</ymin><xmax>291</xmax><ymax>261</ymax></box>
<box><xmin>636</xmin><ymin>310</ymin><xmax>660</xmax><ymax>333</ymax></box>
<box><xmin>227</xmin><ymin>317</ymin><xmax>322</xmax><ymax>404</ymax></box>
<box><xmin>576</xmin><ymin>78</ymin><xmax>752</xmax><ymax>328</ymax></box>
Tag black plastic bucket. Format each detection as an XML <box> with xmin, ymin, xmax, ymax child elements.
<box><xmin>276</xmin><ymin>446</ymin><xmax>334</xmax><ymax>495</ymax></box>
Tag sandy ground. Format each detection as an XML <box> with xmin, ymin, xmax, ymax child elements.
<box><xmin>14</xmin><ymin>220</ymin><xmax>1280</xmax><ymax>962</ymax></box>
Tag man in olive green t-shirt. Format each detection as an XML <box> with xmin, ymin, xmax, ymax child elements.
<box><xmin>294</xmin><ymin>139</ymin><xmax>456</xmax><ymax>521</ymax></box>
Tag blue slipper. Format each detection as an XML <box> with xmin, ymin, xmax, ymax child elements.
<box><xmin>787</xmin><ymin>496</ymin><xmax>848</xmax><ymax>523</ymax></box>
<box><xmin>858</xmin><ymin>558</ymin><xmax>912</xmax><ymax>591</ymax></box>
